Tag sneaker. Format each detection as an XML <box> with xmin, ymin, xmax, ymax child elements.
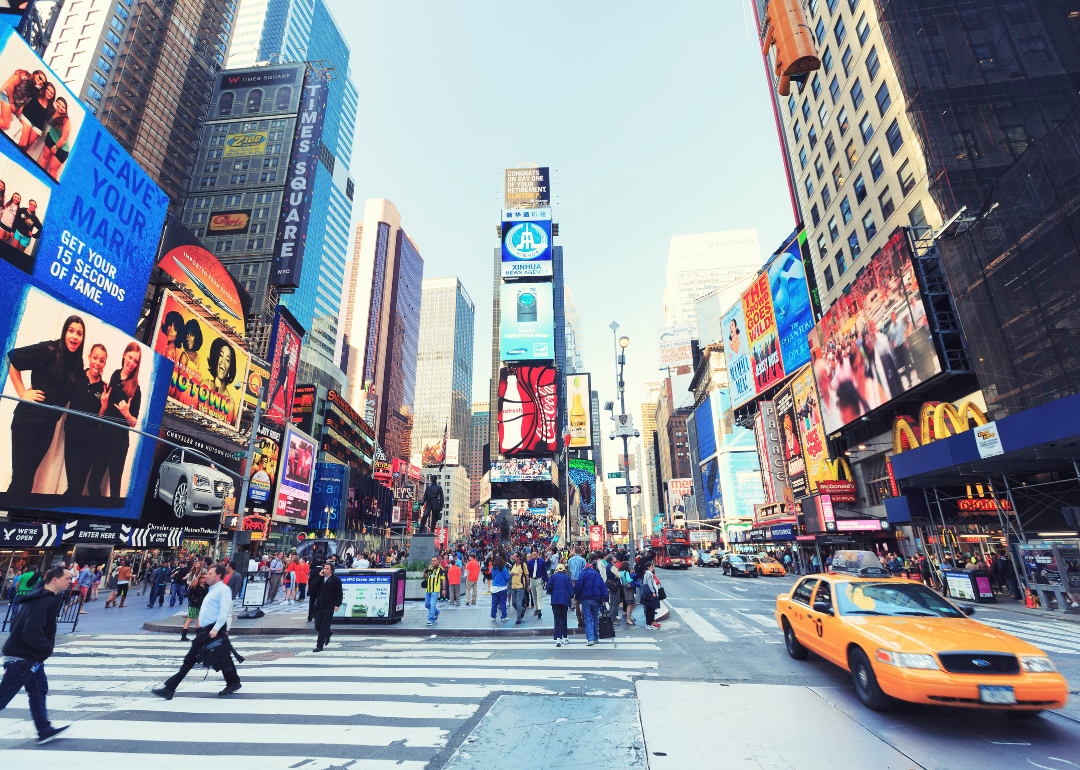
<box><xmin>151</xmin><ymin>687</ymin><xmax>174</xmax><ymax>700</ymax></box>
<box><xmin>555</xmin><ymin>640</ymin><xmax>562</xmax><ymax>647</ymax></box>
<box><xmin>37</xmin><ymin>726</ymin><xmax>69</xmax><ymax>744</ymax></box>
<box><xmin>218</xmin><ymin>683</ymin><xmax>241</xmax><ymax>696</ymax></box>
<box><xmin>515</xmin><ymin>620</ymin><xmax>522</xmax><ymax>625</ymax></box>
<box><xmin>586</xmin><ymin>641</ymin><xmax>595</xmax><ymax>647</ymax></box>
<box><xmin>563</xmin><ymin>637</ymin><xmax>570</xmax><ymax>644</ymax></box>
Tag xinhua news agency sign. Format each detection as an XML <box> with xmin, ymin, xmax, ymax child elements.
<box><xmin>272</xmin><ymin>67</ymin><xmax>331</xmax><ymax>289</ymax></box>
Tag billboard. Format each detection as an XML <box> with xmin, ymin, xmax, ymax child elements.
<box><xmin>246</xmin><ymin>420</ymin><xmax>283</xmax><ymax>515</ymax></box>
<box><xmin>789</xmin><ymin>366</ymin><xmax>831</xmax><ymax>496</ymax></box>
<box><xmin>754</xmin><ymin>402</ymin><xmax>789</xmax><ymax>506</ymax></box>
<box><xmin>272</xmin><ymin>424</ymin><xmax>316</xmax><ymax>525</ymax></box>
<box><xmin>769</xmin><ymin>231</ymin><xmax>814</xmax><ymax>375</ymax></box>
<box><xmin>668</xmin><ymin>478</ymin><xmax>692</xmax><ymax>519</ymax></box>
<box><xmin>700</xmin><ymin>454</ymin><xmax>722</xmax><ymax>518</ymax></box>
<box><xmin>308</xmin><ymin>462</ymin><xmax>349</xmax><ymax>531</ymax></box>
<box><xmin>808</xmin><ymin>229</ymin><xmax>942</xmax><ymax>434</ymax></box>
<box><xmin>271</xmin><ymin>67</ymin><xmax>331</xmax><ymax>289</ymax></box>
<box><xmin>0</xmin><ymin>282</ymin><xmax>169</xmax><ymax>516</ymax></box>
<box><xmin>265</xmin><ymin>307</ymin><xmax>302</xmax><ymax>425</ymax></box>
<box><xmin>498</xmin><ymin>365</ymin><xmax>557</xmax><ymax>455</ymax></box>
<box><xmin>290</xmin><ymin>383</ymin><xmax>317</xmax><ymax>434</ymax></box>
<box><xmin>0</xmin><ymin>26</ymin><xmax>169</xmax><ymax>334</ymax></box>
<box><xmin>152</xmin><ymin>290</ymin><xmax>249</xmax><ymax>430</ymax></box>
<box><xmin>723</xmin><ymin>299</ymin><xmax>754</xmax><ymax>408</ymax></box>
<box><xmin>658</xmin><ymin>323</ymin><xmax>695</xmax><ymax>369</ymax></box>
<box><xmin>719</xmin><ymin>451</ymin><xmax>765</xmax><ymax>521</ymax></box>
<box><xmin>774</xmin><ymin>383</ymin><xmax>807</xmax><ymax>500</ymax></box>
<box><xmin>222</xmin><ymin>133</ymin><xmax>267</xmax><ymax>159</ymax></box>
<box><xmin>501</xmin><ymin>209</ymin><xmax>552</xmax><ymax>278</ymax></box>
<box><xmin>244</xmin><ymin>355</ymin><xmax>271</xmax><ymax>411</ymax></box>
<box><xmin>568</xmin><ymin>457</ymin><xmax>596</xmax><ymax>521</ymax></box>
<box><xmin>445</xmin><ymin>438</ymin><xmax>459</xmax><ymax>466</ymax></box>
<box><xmin>694</xmin><ymin>396</ymin><xmax>716</xmax><ymax>463</ymax></box>
<box><xmin>745</xmin><ymin>273</ymin><xmax>784</xmax><ymax>395</ymax></box>
<box><xmin>490</xmin><ymin>458</ymin><xmax>552</xmax><ymax>483</ymax></box>
<box><xmin>155</xmin><ymin>215</ymin><xmax>246</xmax><ymax>338</ymax></box>
<box><xmin>499</xmin><ymin>281</ymin><xmax>554</xmax><ymax>361</ymax></box>
<box><xmin>206</xmin><ymin>209</ymin><xmax>252</xmax><ymax>236</ymax></box>
<box><xmin>504</xmin><ymin>167</ymin><xmax>550</xmax><ymax>207</ymax></box>
<box><xmin>566</xmin><ymin>372</ymin><xmax>592</xmax><ymax>449</ymax></box>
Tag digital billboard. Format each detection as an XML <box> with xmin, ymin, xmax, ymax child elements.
<box><xmin>700</xmin><ymin>455</ymin><xmax>722</xmax><ymax>519</ymax></box>
<box><xmin>272</xmin><ymin>424</ymin><xmax>316</xmax><ymax>525</ymax></box>
<box><xmin>290</xmin><ymin>382</ymin><xmax>317</xmax><ymax>434</ymax></box>
<box><xmin>0</xmin><ymin>26</ymin><xmax>170</xmax><ymax>334</ymax></box>
<box><xmin>566</xmin><ymin>372</ymin><xmax>592</xmax><ymax>449</ymax></box>
<box><xmin>309</xmin><ymin>462</ymin><xmax>349</xmax><ymax>531</ymax></box>
<box><xmin>694</xmin><ymin>396</ymin><xmax>716</xmax><ymax>463</ymax></box>
<box><xmin>152</xmin><ymin>289</ymin><xmax>249</xmax><ymax>430</ymax></box>
<box><xmin>501</xmin><ymin>208</ymin><xmax>552</xmax><ymax>278</ymax></box>
<box><xmin>206</xmin><ymin>209</ymin><xmax>252</xmax><ymax>236</ymax></box>
<box><xmin>745</xmin><ymin>272</ymin><xmax>784</xmax><ymax>395</ymax></box>
<box><xmin>490</xmin><ymin>457</ymin><xmax>553</xmax><ymax>483</ymax></box>
<box><xmin>265</xmin><ymin>306</ymin><xmax>302</xmax><ymax>425</ymax></box>
<box><xmin>499</xmin><ymin>281</ymin><xmax>554</xmax><ymax>361</ymax></box>
<box><xmin>769</xmin><ymin>231</ymin><xmax>814</xmax><ymax>375</ymax></box>
<box><xmin>719</xmin><ymin>450</ymin><xmax>765</xmax><ymax>521</ymax></box>
<box><xmin>498</xmin><ymin>365</ymin><xmax>557</xmax><ymax>455</ymax></box>
<box><xmin>246</xmin><ymin>420</ymin><xmax>283</xmax><ymax>516</ymax></box>
<box><xmin>568</xmin><ymin>457</ymin><xmax>596</xmax><ymax>520</ymax></box>
<box><xmin>723</xmin><ymin>298</ymin><xmax>754</xmax><ymax>408</ymax></box>
<box><xmin>504</xmin><ymin>167</ymin><xmax>550</xmax><ymax>207</ymax></box>
<box><xmin>0</xmin><ymin>281</ymin><xmax>170</xmax><ymax>517</ymax></box>
<box><xmin>808</xmin><ymin>229</ymin><xmax>942</xmax><ymax>433</ymax></box>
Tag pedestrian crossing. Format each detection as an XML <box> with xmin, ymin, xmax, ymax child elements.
<box><xmin>976</xmin><ymin>614</ymin><xmax>1080</xmax><ymax>656</ymax></box>
<box><xmin>667</xmin><ymin>602</ymin><xmax>782</xmax><ymax>644</ymax></box>
<box><xmin>0</xmin><ymin>632</ymin><xmax>662</xmax><ymax>765</ymax></box>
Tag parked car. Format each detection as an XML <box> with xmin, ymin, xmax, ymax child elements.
<box><xmin>154</xmin><ymin>448</ymin><xmax>234</xmax><ymax>519</ymax></box>
<box><xmin>722</xmin><ymin>554</ymin><xmax>759</xmax><ymax>578</ymax></box>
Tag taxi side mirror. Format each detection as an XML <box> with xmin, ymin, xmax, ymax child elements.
<box><xmin>959</xmin><ymin>605</ymin><xmax>975</xmax><ymax>616</ymax></box>
<box><xmin>813</xmin><ymin>601</ymin><xmax>833</xmax><ymax>615</ymax></box>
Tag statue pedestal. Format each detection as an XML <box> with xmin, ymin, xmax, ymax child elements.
<box><xmin>410</xmin><ymin>533</ymin><xmax>437</xmax><ymax>565</ymax></box>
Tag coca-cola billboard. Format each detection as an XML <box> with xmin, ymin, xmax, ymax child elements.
<box><xmin>498</xmin><ymin>365</ymin><xmax>557</xmax><ymax>455</ymax></box>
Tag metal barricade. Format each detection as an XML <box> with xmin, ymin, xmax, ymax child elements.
<box><xmin>1</xmin><ymin>587</ymin><xmax>84</xmax><ymax>633</ymax></box>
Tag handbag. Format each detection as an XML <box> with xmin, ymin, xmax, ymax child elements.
<box><xmin>657</xmin><ymin>586</ymin><xmax>667</xmax><ymax>601</ymax></box>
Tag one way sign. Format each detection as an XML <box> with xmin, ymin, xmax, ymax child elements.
<box><xmin>616</xmin><ymin>485</ymin><xmax>641</xmax><ymax>495</ymax></box>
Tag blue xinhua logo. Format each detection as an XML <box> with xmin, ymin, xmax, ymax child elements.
<box><xmin>506</xmin><ymin>222</ymin><xmax>549</xmax><ymax>260</ymax></box>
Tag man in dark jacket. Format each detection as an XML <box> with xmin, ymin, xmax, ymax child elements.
<box><xmin>0</xmin><ymin>566</ymin><xmax>71</xmax><ymax>744</ymax></box>
<box><xmin>312</xmin><ymin>562</ymin><xmax>342</xmax><ymax>652</ymax></box>
<box><xmin>573</xmin><ymin>558</ymin><xmax>609</xmax><ymax>646</ymax></box>
<box><xmin>307</xmin><ymin>559</ymin><xmax>324</xmax><ymax>622</ymax></box>
<box><xmin>147</xmin><ymin>561</ymin><xmax>170</xmax><ymax>607</ymax></box>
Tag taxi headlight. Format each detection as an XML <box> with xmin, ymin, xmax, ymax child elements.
<box><xmin>1019</xmin><ymin>656</ymin><xmax>1056</xmax><ymax>673</ymax></box>
<box><xmin>875</xmin><ymin>650</ymin><xmax>940</xmax><ymax>670</ymax></box>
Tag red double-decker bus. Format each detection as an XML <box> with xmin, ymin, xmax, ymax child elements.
<box><xmin>651</xmin><ymin>528</ymin><xmax>692</xmax><ymax>569</ymax></box>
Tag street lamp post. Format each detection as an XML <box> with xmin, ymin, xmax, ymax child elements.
<box><xmin>610</xmin><ymin>322</ymin><xmax>638</xmax><ymax>566</ymax></box>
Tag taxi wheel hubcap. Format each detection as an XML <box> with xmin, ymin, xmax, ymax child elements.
<box><xmin>857</xmin><ymin>666</ymin><xmax>869</xmax><ymax>689</ymax></box>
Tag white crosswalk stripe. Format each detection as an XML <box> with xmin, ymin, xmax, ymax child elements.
<box><xmin>976</xmin><ymin>616</ymin><xmax>1080</xmax><ymax>655</ymax></box>
<box><xmin>0</xmin><ymin>632</ymin><xmax>657</xmax><ymax>765</ymax></box>
<box><xmin>706</xmin><ymin>610</ymin><xmax>782</xmax><ymax>644</ymax></box>
<box><xmin>666</xmin><ymin>605</ymin><xmax>730</xmax><ymax>642</ymax></box>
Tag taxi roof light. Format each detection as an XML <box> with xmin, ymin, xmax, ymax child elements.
<box><xmin>829</xmin><ymin>550</ymin><xmax>893</xmax><ymax>578</ymax></box>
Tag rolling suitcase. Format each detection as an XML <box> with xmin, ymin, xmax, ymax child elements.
<box><xmin>598</xmin><ymin>613</ymin><xmax>616</xmax><ymax>640</ymax></box>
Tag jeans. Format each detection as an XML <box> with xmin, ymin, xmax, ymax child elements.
<box><xmin>425</xmin><ymin>591</ymin><xmax>440</xmax><ymax>623</ymax></box>
<box><xmin>511</xmin><ymin>587</ymin><xmax>526</xmax><ymax>621</ymax></box>
<box><xmin>465</xmin><ymin>580</ymin><xmax>478</xmax><ymax>605</ymax></box>
<box><xmin>490</xmin><ymin>590</ymin><xmax>507</xmax><ymax>619</ymax></box>
<box><xmin>298</xmin><ymin>583</ymin><xmax>306</xmax><ymax>601</ymax></box>
<box><xmin>163</xmin><ymin>628</ymin><xmax>239</xmax><ymax>691</ymax></box>
<box><xmin>148</xmin><ymin>584</ymin><xmax>166</xmax><ymax>606</ymax></box>
<box><xmin>530</xmin><ymin>577</ymin><xmax>545</xmax><ymax>613</ymax></box>
<box><xmin>0</xmin><ymin>659</ymin><xmax>52</xmax><ymax>736</ymax></box>
<box><xmin>580</xmin><ymin>598</ymin><xmax>602</xmax><ymax>642</ymax></box>
<box><xmin>169</xmin><ymin>583</ymin><xmax>185</xmax><ymax>607</ymax></box>
<box><xmin>552</xmin><ymin>603</ymin><xmax>568</xmax><ymax>640</ymax></box>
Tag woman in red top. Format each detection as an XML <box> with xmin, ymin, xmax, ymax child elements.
<box><xmin>284</xmin><ymin>555</ymin><xmax>299</xmax><ymax>603</ymax></box>
<box><xmin>296</xmin><ymin>557</ymin><xmax>310</xmax><ymax>601</ymax></box>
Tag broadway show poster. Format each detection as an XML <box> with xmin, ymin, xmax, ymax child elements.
<box><xmin>774</xmin><ymin>382</ymin><xmax>807</xmax><ymax>500</ymax></box>
<box><xmin>264</xmin><ymin>308</ymin><xmax>302</xmax><ymax>426</ymax></box>
<box><xmin>152</xmin><ymin>289</ymin><xmax>249</xmax><ymax>430</ymax></box>
<box><xmin>498</xmin><ymin>364</ymin><xmax>557</xmax><ymax>455</ymax></box>
<box><xmin>722</xmin><ymin>298</ymin><xmax>754</xmax><ymax>409</ymax></box>
<box><xmin>769</xmin><ymin>233</ymin><xmax>814</xmax><ymax>375</ymax></box>
<box><xmin>0</xmin><ymin>281</ymin><xmax>170</xmax><ymax>517</ymax></box>
<box><xmin>791</xmin><ymin>365</ymin><xmax>832</xmax><ymax>496</ymax></box>
<box><xmin>744</xmin><ymin>272</ymin><xmax>784</xmax><ymax>395</ymax></box>
<box><xmin>272</xmin><ymin>425</ymin><xmax>315</xmax><ymax>525</ymax></box>
<box><xmin>244</xmin><ymin>355</ymin><xmax>271</xmax><ymax>412</ymax></box>
<box><xmin>247</xmin><ymin>420</ymin><xmax>283</xmax><ymax>515</ymax></box>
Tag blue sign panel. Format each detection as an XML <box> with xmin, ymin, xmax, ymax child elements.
<box><xmin>695</xmin><ymin>398</ymin><xmax>715</xmax><ymax>462</ymax></box>
<box><xmin>309</xmin><ymin>462</ymin><xmax>349</xmax><ymax>531</ymax></box>
<box><xmin>770</xmin><ymin>523</ymin><xmax>795</xmax><ymax>540</ymax></box>
<box><xmin>768</xmin><ymin>231</ymin><xmax>814</xmax><ymax>375</ymax></box>
<box><xmin>501</xmin><ymin>218</ymin><xmax>552</xmax><ymax>278</ymax></box>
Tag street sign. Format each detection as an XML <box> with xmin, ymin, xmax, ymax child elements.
<box><xmin>616</xmin><ymin>485</ymin><xmax>642</xmax><ymax>494</ymax></box>
<box><xmin>607</xmin><ymin>472</ymin><xmax>625</xmax><ymax>479</ymax></box>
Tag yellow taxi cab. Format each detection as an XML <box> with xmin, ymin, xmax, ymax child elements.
<box><xmin>774</xmin><ymin>550</ymin><xmax>1068</xmax><ymax>712</ymax></box>
<box><xmin>752</xmin><ymin>555</ymin><xmax>787</xmax><ymax>576</ymax></box>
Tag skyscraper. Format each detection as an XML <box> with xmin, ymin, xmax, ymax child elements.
<box><xmin>339</xmin><ymin>199</ymin><xmax>424</xmax><ymax>461</ymax></box>
<box><xmin>42</xmin><ymin>0</ymin><xmax>234</xmax><ymax>214</ymax></box>
<box><xmin>226</xmin><ymin>0</ymin><xmax>321</xmax><ymax>68</ymax></box>
<box><xmin>469</xmin><ymin>402</ymin><xmax>490</xmax><ymax>507</ymax></box>
<box><xmin>564</xmin><ymin>286</ymin><xmax>583</xmax><ymax>373</ymax></box>
<box><xmin>411</xmin><ymin>277</ymin><xmax>476</xmax><ymax>467</ymax></box>
<box><xmin>664</xmin><ymin>230</ymin><xmax>764</xmax><ymax>328</ymax></box>
<box><xmin>641</xmin><ymin>380</ymin><xmax>664</xmax><ymax>519</ymax></box>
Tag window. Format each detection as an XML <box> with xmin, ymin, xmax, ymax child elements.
<box><xmin>218</xmin><ymin>92</ymin><xmax>234</xmax><ymax>116</ymax></box>
<box><xmin>106</xmin><ymin>29</ymin><xmax>121</xmax><ymax>46</ymax></box>
<box><xmin>116</xmin><ymin>2</ymin><xmax>129</xmax><ymax>18</ymax></box>
<box><xmin>805</xmin><ymin>176</ymin><xmax>815</xmax><ymax>198</ymax></box>
<box><xmin>86</xmin><ymin>84</ymin><xmax>103</xmax><ymax>102</ymax></box>
<box><xmin>818</xmin><ymin>100</ymin><xmax>830</xmax><ymax>125</ymax></box>
<box><xmin>862</xmin><ymin>210</ymin><xmax>877</xmax><ymax>240</ymax></box>
<box><xmin>834</xmin><ymin>16</ymin><xmax>847</xmax><ymax>45</ymax></box>
<box><xmin>951</xmin><ymin>131</ymin><xmax>979</xmax><ymax>160</ymax></box>
<box><xmin>860</xmin><ymin>113</ymin><xmax>874</xmax><ymax>143</ymax></box>
<box><xmin>885</xmin><ymin>119</ymin><xmax>903</xmax><ymax>154</ymax></box>
<box><xmin>821</xmin><ymin>182</ymin><xmax>832</xmax><ymax>208</ymax></box>
<box><xmin>102</xmin><ymin>42</ymin><xmax>116</xmax><ymax>59</ymax></box>
<box><xmin>823</xmin><ymin>266</ymin><xmax>835</xmax><ymax>290</ymax></box>
<box><xmin>810</xmin><ymin>204</ymin><xmax>821</xmax><ymax>227</ymax></box>
<box><xmin>824</xmin><ymin>132</ymin><xmax>836</xmax><ymax>159</ymax></box>
<box><xmin>856</xmin><ymin>13</ymin><xmax>870</xmax><ymax>44</ymax></box>
<box><xmin>788</xmin><ymin>94</ymin><xmax>797</xmax><ymax>116</ymax></box>
<box><xmin>811</xmin><ymin>76</ymin><xmax>822</xmax><ymax>99</ymax></box>
<box><xmin>866</xmin><ymin>46</ymin><xmax>880</xmax><ymax>80</ymax></box>
<box><xmin>848</xmin><ymin>0</ymin><xmax>860</xmax><ymax>10</ymax></box>
<box><xmin>203</xmin><ymin>162</ymin><xmax>220</xmax><ymax>172</ymax></box>
<box><xmin>260</xmin><ymin>172</ymin><xmax>277</xmax><ymax>182</ymax></box>
<box><xmin>868</xmin><ymin>148</ymin><xmax>884</xmax><ymax>180</ymax></box>
<box><xmin>875</xmin><ymin>82</ymin><xmax>891</xmax><ymax>116</ymax></box>
<box><xmin>822</xmin><ymin>48</ymin><xmax>834</xmax><ymax>75</ymax></box>
<box><xmin>878</xmin><ymin>186</ymin><xmax>895</xmax><ymax>220</ymax></box>
<box><xmin>97</xmin><ymin>56</ymin><xmax>111</xmax><ymax>73</ymax></box>
<box><xmin>840</xmin><ymin>197</ymin><xmax>852</xmax><ymax>224</ymax></box>
<box><xmin>1003</xmin><ymin>1</ymin><xmax>1036</xmax><ymax>24</ymax></box>
<box><xmin>829</xmin><ymin>76</ymin><xmax>840</xmax><ymax>104</ymax></box>
<box><xmin>262</xmin><ymin>158</ymin><xmax>279</xmax><ymax>168</ymax></box>
<box><xmin>814</xmin><ymin>156</ymin><xmax>825</xmax><ymax>179</ymax></box>
<box><xmin>837</xmin><ymin>107</ymin><xmax>849</xmax><ymax>136</ymax></box>
<box><xmin>974</xmin><ymin>43</ymin><xmax>997</xmax><ymax>71</ymax></box>
<box><xmin>1004</xmin><ymin>125</ymin><xmax>1029</xmax><ymax>157</ymax></box>
<box><xmin>91</xmin><ymin>71</ymin><xmax>107</xmax><ymax>88</ymax></box>
<box><xmin>845</xmin><ymin>139</ymin><xmax>858</xmax><ymax>168</ymax></box>
<box><xmin>808</xmin><ymin>125</ymin><xmax>818</xmax><ymax>148</ymax></box>
<box><xmin>1019</xmin><ymin>35</ymin><xmax>1049</xmax><ymax>64</ymax></box>
<box><xmin>799</xmin><ymin>147</ymin><xmax>809</xmax><ymax>169</ymax></box>
<box><xmin>842</xmin><ymin>46</ymin><xmax>853</xmax><ymax>76</ymax></box>
<box><xmin>854</xmin><ymin>174</ymin><xmax>867</xmax><ymax>202</ymax></box>
<box><xmin>909</xmin><ymin>201</ymin><xmax>929</xmax><ymax>238</ymax></box>
<box><xmin>817</xmin><ymin>233</ymin><xmax>828</xmax><ymax>260</ymax></box>
<box><xmin>246</xmin><ymin>88</ymin><xmax>263</xmax><ymax>113</ymax></box>
<box><xmin>930</xmin><ymin>48</ymin><xmax>949</xmax><ymax>70</ymax></box>
<box><xmin>815</xmin><ymin>18</ymin><xmax>826</xmax><ymax>44</ymax></box>
<box><xmin>793</xmin><ymin>120</ymin><xmax>802</xmax><ymax>142</ymax></box>
<box><xmin>851</xmin><ymin>78</ymin><xmax>864</xmax><ymax>109</ymax></box>
<box><xmin>110</xmin><ymin>16</ymin><xmax>124</xmax><ymax>33</ymax></box>
<box><xmin>274</xmin><ymin>86</ymin><xmax>291</xmax><ymax>110</ymax></box>
<box><xmin>897</xmin><ymin>159</ymin><xmax>916</xmax><ymax>195</ymax></box>
<box><xmin>802</xmin><ymin>100</ymin><xmax>812</xmax><ymax>121</ymax></box>
<box><xmin>232</xmin><ymin>160</ymin><xmax>249</xmax><ymax>170</ymax></box>
<box><xmin>826</xmin><ymin>0</ymin><xmax>838</xmax><ymax>12</ymax></box>
<box><xmin>256</xmin><ymin>192</ymin><xmax>273</xmax><ymax>203</ymax></box>
<box><xmin>809</xmin><ymin>0</ymin><xmax>819</xmax><ymax>17</ymax></box>
<box><xmin>832</xmin><ymin>163</ymin><xmax>845</xmax><ymax>189</ymax></box>
<box><xmin>828</xmin><ymin>216</ymin><xmax>840</xmax><ymax>242</ymax></box>
<box><xmin>847</xmin><ymin>231</ymin><xmax>861</xmax><ymax>258</ymax></box>
<box><xmin>836</xmin><ymin>249</ymin><xmax>847</xmax><ymax>275</ymax></box>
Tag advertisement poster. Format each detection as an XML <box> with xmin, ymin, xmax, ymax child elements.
<box><xmin>244</xmin><ymin>355</ymin><xmax>271</xmax><ymax>411</ymax></box>
<box><xmin>504</xmin><ymin>167</ymin><xmax>550</xmax><ymax>207</ymax></box>
<box><xmin>290</xmin><ymin>383</ymin><xmax>316</xmax><ymax>434</ymax></box>
<box><xmin>589</xmin><ymin>524</ymin><xmax>603</xmax><ymax>548</ymax></box>
<box><xmin>498</xmin><ymin>365</ymin><xmax>557</xmax><ymax>455</ymax></box>
<box><xmin>694</xmin><ymin>397</ymin><xmax>716</xmax><ymax>463</ymax></box>
<box><xmin>744</xmin><ymin>272</ymin><xmax>784</xmax><ymax>394</ymax></box>
<box><xmin>722</xmin><ymin>300</ymin><xmax>754</xmax><ymax>408</ymax></box>
<box><xmin>308</xmin><ymin>462</ymin><xmax>349</xmax><ymax>531</ymax></box>
<box><xmin>273</xmin><ymin>425</ymin><xmax>315</xmax><ymax>524</ymax></box>
<box><xmin>808</xmin><ymin>229</ymin><xmax>942</xmax><ymax>433</ymax></box>
<box><xmin>499</xmin><ymin>281</ymin><xmax>554</xmax><ymax>361</ymax></box>
<box><xmin>658</xmin><ymin>323</ymin><xmax>695</xmax><ymax>369</ymax></box>
<box><xmin>247</xmin><ymin>420</ymin><xmax>283</xmax><ymax>514</ymax></box>
<box><xmin>790</xmin><ymin>365</ymin><xmax>832</xmax><ymax>496</ymax></box>
<box><xmin>420</xmin><ymin>434</ymin><xmax>446</xmax><ymax>466</ymax></box>
<box><xmin>222</xmin><ymin>133</ymin><xmax>267</xmax><ymax>158</ymax></box>
<box><xmin>490</xmin><ymin>458</ymin><xmax>553</xmax><ymax>483</ymax></box>
<box><xmin>668</xmin><ymin>478</ymin><xmax>692</xmax><ymax>520</ymax></box>
<box><xmin>152</xmin><ymin>290</ymin><xmax>249</xmax><ymax>429</ymax></box>
<box><xmin>139</xmin><ymin>418</ymin><xmax>243</xmax><ymax>538</ymax></box>
<box><xmin>769</xmin><ymin>232</ymin><xmax>814</xmax><ymax>375</ymax></box>
<box><xmin>444</xmin><ymin>438</ymin><xmax>459</xmax><ymax>466</ymax></box>
<box><xmin>501</xmin><ymin>210</ymin><xmax>552</xmax><ymax>278</ymax></box>
<box><xmin>206</xmin><ymin>209</ymin><xmax>252</xmax><ymax>236</ymax></box>
<box><xmin>0</xmin><ymin>282</ymin><xmax>169</xmax><ymax>516</ymax></box>
<box><xmin>0</xmin><ymin>27</ymin><xmax>170</xmax><ymax>334</ymax></box>
<box><xmin>155</xmin><ymin>215</ymin><xmax>247</xmax><ymax>337</ymax></box>
<box><xmin>775</xmin><ymin>384</ymin><xmax>807</xmax><ymax>499</ymax></box>
<box><xmin>568</xmin><ymin>457</ymin><xmax>596</xmax><ymax>520</ymax></box>
<box><xmin>566</xmin><ymin>372</ymin><xmax>592</xmax><ymax>448</ymax></box>
<box><xmin>264</xmin><ymin>307</ymin><xmax>302</xmax><ymax>425</ymax></box>
<box><xmin>700</xmin><ymin>455</ymin><xmax>722</xmax><ymax>518</ymax></box>
<box><xmin>334</xmin><ymin>573</ymin><xmax>392</xmax><ymax>619</ymax></box>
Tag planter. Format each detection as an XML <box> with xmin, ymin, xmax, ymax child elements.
<box><xmin>405</xmin><ymin>571</ymin><xmax>425</xmax><ymax>601</ymax></box>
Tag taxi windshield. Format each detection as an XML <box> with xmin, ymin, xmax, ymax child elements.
<box><xmin>836</xmin><ymin>582</ymin><xmax>965</xmax><ymax>618</ymax></box>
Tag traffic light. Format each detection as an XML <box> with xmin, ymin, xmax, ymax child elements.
<box><xmin>761</xmin><ymin>0</ymin><xmax>821</xmax><ymax>95</ymax></box>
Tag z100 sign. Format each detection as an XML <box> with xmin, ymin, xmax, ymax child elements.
<box><xmin>499</xmin><ymin>365</ymin><xmax>557</xmax><ymax>455</ymax></box>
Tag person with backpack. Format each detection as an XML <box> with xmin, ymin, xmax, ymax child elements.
<box><xmin>548</xmin><ymin>562</ymin><xmax>573</xmax><ymax>647</ymax></box>
<box><xmin>641</xmin><ymin>562</ymin><xmax>663</xmax><ymax>630</ymax></box>
<box><xmin>572</xmin><ymin>555</ymin><xmax>608</xmax><ymax>646</ymax></box>
<box><xmin>489</xmin><ymin>555</ymin><xmax>510</xmax><ymax>622</ymax></box>
<box><xmin>620</xmin><ymin>561</ymin><xmax>638</xmax><ymax>626</ymax></box>
<box><xmin>604</xmin><ymin>555</ymin><xmax>623</xmax><ymax>626</ymax></box>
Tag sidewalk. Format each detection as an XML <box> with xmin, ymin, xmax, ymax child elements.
<box><xmin>975</xmin><ymin>594</ymin><xmax>1080</xmax><ymax>624</ymax></box>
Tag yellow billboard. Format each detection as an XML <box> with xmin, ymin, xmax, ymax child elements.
<box><xmin>223</xmin><ymin>132</ymin><xmax>268</xmax><ymax>158</ymax></box>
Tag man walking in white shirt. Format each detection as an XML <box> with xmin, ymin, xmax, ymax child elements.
<box><xmin>152</xmin><ymin>565</ymin><xmax>241</xmax><ymax>698</ymax></box>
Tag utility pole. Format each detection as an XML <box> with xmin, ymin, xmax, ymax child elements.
<box><xmin>609</xmin><ymin>322</ymin><xmax>640</xmax><ymax>565</ymax></box>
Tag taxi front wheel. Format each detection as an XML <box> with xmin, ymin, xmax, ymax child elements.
<box><xmin>849</xmin><ymin>648</ymin><xmax>893</xmax><ymax>711</ymax></box>
<box><xmin>782</xmin><ymin>618</ymin><xmax>808</xmax><ymax>660</ymax></box>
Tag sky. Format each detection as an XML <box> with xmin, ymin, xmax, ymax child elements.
<box><xmin>327</xmin><ymin>1</ymin><xmax>796</xmax><ymax>497</ymax></box>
